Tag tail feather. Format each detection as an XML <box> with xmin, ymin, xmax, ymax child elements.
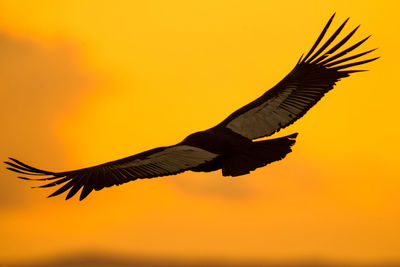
<box><xmin>222</xmin><ymin>133</ymin><xmax>297</xmax><ymax>177</ymax></box>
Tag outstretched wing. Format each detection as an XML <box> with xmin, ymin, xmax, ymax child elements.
<box><xmin>217</xmin><ymin>14</ymin><xmax>378</xmax><ymax>140</ymax></box>
<box><xmin>5</xmin><ymin>145</ymin><xmax>218</xmax><ymax>200</ymax></box>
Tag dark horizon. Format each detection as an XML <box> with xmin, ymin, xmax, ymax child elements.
<box><xmin>5</xmin><ymin>253</ymin><xmax>400</xmax><ymax>267</ymax></box>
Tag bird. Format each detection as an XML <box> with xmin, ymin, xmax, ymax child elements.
<box><xmin>5</xmin><ymin>14</ymin><xmax>378</xmax><ymax>201</ymax></box>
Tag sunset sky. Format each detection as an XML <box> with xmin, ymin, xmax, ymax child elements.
<box><xmin>1</xmin><ymin>0</ymin><xmax>399</xmax><ymax>265</ymax></box>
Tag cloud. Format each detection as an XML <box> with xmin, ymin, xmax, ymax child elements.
<box><xmin>0</xmin><ymin>31</ymin><xmax>90</xmax><ymax>209</ymax></box>
<box><xmin>6</xmin><ymin>253</ymin><xmax>399</xmax><ymax>267</ymax></box>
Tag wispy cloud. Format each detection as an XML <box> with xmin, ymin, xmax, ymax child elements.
<box><xmin>0</xmin><ymin>31</ymin><xmax>90</xmax><ymax>208</ymax></box>
<box><xmin>6</xmin><ymin>253</ymin><xmax>400</xmax><ymax>267</ymax></box>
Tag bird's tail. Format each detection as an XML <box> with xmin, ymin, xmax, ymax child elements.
<box><xmin>222</xmin><ymin>133</ymin><xmax>298</xmax><ymax>176</ymax></box>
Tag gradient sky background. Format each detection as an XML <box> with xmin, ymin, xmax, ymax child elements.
<box><xmin>1</xmin><ymin>0</ymin><xmax>399</xmax><ymax>265</ymax></box>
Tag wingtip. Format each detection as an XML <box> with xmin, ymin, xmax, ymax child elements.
<box><xmin>17</xmin><ymin>176</ymin><xmax>33</xmax><ymax>181</ymax></box>
<box><xmin>347</xmin><ymin>69</ymin><xmax>370</xmax><ymax>73</ymax></box>
<box><xmin>79</xmin><ymin>186</ymin><xmax>93</xmax><ymax>201</ymax></box>
<box><xmin>331</xmin><ymin>54</ymin><xmax>380</xmax><ymax>71</ymax></box>
<box><xmin>47</xmin><ymin>192</ymin><xmax>58</xmax><ymax>198</ymax></box>
<box><xmin>79</xmin><ymin>193</ymin><xmax>89</xmax><ymax>201</ymax></box>
<box><xmin>326</xmin><ymin>13</ymin><xmax>336</xmax><ymax>25</ymax></box>
<box><xmin>367</xmin><ymin>56</ymin><xmax>380</xmax><ymax>63</ymax></box>
<box><xmin>297</xmin><ymin>53</ymin><xmax>304</xmax><ymax>64</ymax></box>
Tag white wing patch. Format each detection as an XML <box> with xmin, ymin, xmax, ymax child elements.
<box><xmin>227</xmin><ymin>87</ymin><xmax>296</xmax><ymax>139</ymax></box>
<box><xmin>116</xmin><ymin>145</ymin><xmax>218</xmax><ymax>174</ymax></box>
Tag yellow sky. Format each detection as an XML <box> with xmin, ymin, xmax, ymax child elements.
<box><xmin>1</xmin><ymin>0</ymin><xmax>399</xmax><ymax>264</ymax></box>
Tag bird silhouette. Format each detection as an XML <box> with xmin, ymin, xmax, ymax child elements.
<box><xmin>5</xmin><ymin>14</ymin><xmax>378</xmax><ymax>200</ymax></box>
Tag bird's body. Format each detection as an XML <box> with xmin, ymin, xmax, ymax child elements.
<box><xmin>182</xmin><ymin>127</ymin><xmax>251</xmax><ymax>155</ymax></box>
<box><xmin>5</xmin><ymin>14</ymin><xmax>378</xmax><ymax>200</ymax></box>
<box><xmin>179</xmin><ymin>127</ymin><xmax>296</xmax><ymax>176</ymax></box>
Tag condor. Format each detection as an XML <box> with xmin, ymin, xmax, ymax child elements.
<box><xmin>5</xmin><ymin>14</ymin><xmax>378</xmax><ymax>200</ymax></box>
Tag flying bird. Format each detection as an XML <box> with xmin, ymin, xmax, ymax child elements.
<box><xmin>5</xmin><ymin>14</ymin><xmax>378</xmax><ymax>200</ymax></box>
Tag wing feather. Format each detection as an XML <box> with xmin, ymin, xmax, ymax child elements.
<box><xmin>5</xmin><ymin>145</ymin><xmax>218</xmax><ymax>200</ymax></box>
<box><xmin>217</xmin><ymin>15</ymin><xmax>378</xmax><ymax>140</ymax></box>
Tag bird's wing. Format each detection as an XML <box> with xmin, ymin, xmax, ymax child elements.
<box><xmin>216</xmin><ymin>14</ymin><xmax>378</xmax><ymax>140</ymax></box>
<box><xmin>5</xmin><ymin>145</ymin><xmax>218</xmax><ymax>200</ymax></box>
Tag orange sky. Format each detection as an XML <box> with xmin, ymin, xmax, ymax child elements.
<box><xmin>1</xmin><ymin>0</ymin><xmax>399</xmax><ymax>264</ymax></box>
